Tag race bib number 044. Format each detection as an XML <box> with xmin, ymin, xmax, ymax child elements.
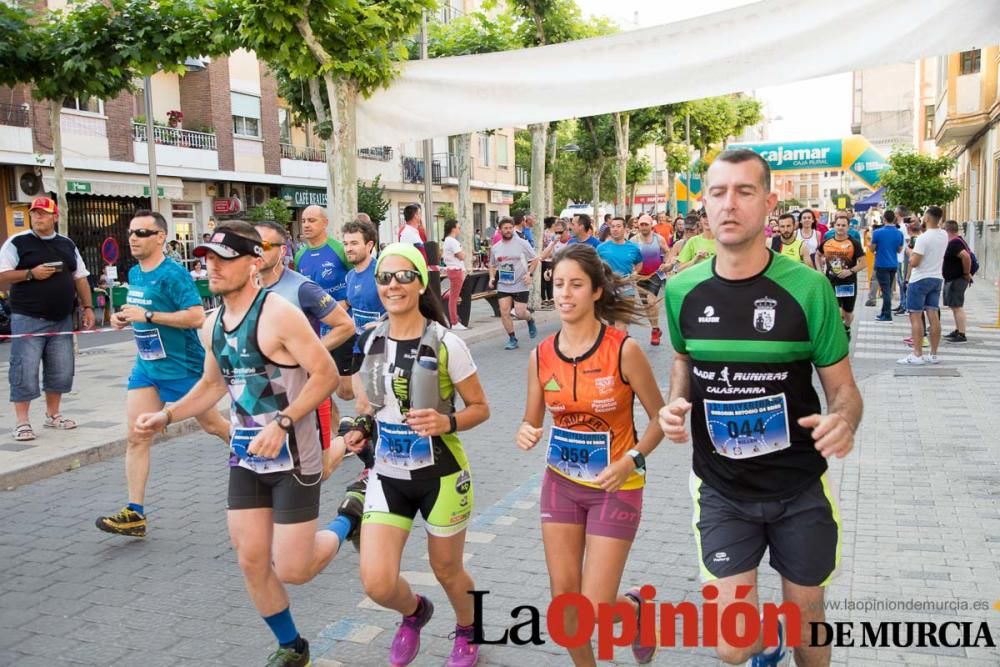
<box><xmin>703</xmin><ymin>393</ymin><xmax>791</xmax><ymax>460</ymax></box>
<box><xmin>546</xmin><ymin>426</ymin><xmax>610</xmax><ymax>483</ymax></box>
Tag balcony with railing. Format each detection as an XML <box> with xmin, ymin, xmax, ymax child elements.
<box><xmin>0</xmin><ymin>103</ymin><xmax>32</xmax><ymax>153</ymax></box>
<box><xmin>358</xmin><ymin>145</ymin><xmax>393</xmax><ymax>161</ymax></box>
<box><xmin>516</xmin><ymin>166</ymin><xmax>530</xmax><ymax>187</ymax></box>
<box><xmin>281</xmin><ymin>142</ymin><xmax>325</xmax><ymax>162</ymax></box>
<box><xmin>132</xmin><ymin>122</ymin><xmax>217</xmax><ymax>150</ymax></box>
<box><xmin>402</xmin><ymin>156</ymin><xmax>442</xmax><ymax>184</ymax></box>
<box><xmin>132</xmin><ymin>121</ymin><xmax>219</xmax><ymax>170</ymax></box>
<box><xmin>0</xmin><ymin>103</ymin><xmax>29</xmax><ymax>128</ymax></box>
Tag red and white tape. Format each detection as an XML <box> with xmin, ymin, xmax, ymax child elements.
<box><xmin>0</xmin><ymin>326</ymin><xmax>132</xmax><ymax>340</ymax></box>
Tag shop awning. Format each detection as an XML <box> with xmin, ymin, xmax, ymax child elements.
<box><xmin>42</xmin><ymin>169</ymin><xmax>184</xmax><ymax>200</ymax></box>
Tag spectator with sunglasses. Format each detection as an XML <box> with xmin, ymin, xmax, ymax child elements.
<box><xmin>344</xmin><ymin>243</ymin><xmax>489</xmax><ymax>667</ymax></box>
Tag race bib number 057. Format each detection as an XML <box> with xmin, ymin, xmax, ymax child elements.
<box><xmin>703</xmin><ymin>393</ymin><xmax>791</xmax><ymax>460</ymax></box>
<box><xmin>376</xmin><ymin>421</ymin><xmax>435</xmax><ymax>471</ymax></box>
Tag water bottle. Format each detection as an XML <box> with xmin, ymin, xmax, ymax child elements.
<box><xmin>409</xmin><ymin>350</ymin><xmax>439</xmax><ymax>411</ymax></box>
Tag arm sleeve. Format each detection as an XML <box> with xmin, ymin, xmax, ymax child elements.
<box><xmin>663</xmin><ymin>282</ymin><xmax>687</xmax><ymax>354</ymax></box>
<box><xmin>810</xmin><ymin>278</ymin><xmax>850</xmax><ymax>367</ymax></box>
<box><xmin>443</xmin><ymin>332</ymin><xmax>477</xmax><ymax>384</ymax></box>
<box><xmin>299</xmin><ymin>280</ymin><xmax>338</xmax><ymax>320</ymax></box>
<box><xmin>72</xmin><ymin>247</ymin><xmax>90</xmax><ymax>279</ymax></box>
<box><xmin>328</xmin><ymin>238</ymin><xmax>352</xmax><ymax>268</ymax></box>
<box><xmin>0</xmin><ymin>239</ymin><xmax>19</xmax><ymax>272</ymax></box>
<box><xmin>172</xmin><ymin>269</ymin><xmax>203</xmax><ymax>310</ymax></box>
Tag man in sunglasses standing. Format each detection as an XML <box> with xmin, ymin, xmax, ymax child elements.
<box><xmin>96</xmin><ymin>210</ymin><xmax>230</xmax><ymax>537</ymax></box>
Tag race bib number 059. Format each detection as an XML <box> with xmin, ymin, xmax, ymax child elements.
<box><xmin>703</xmin><ymin>393</ymin><xmax>791</xmax><ymax>460</ymax></box>
<box><xmin>546</xmin><ymin>426</ymin><xmax>610</xmax><ymax>483</ymax></box>
<box><xmin>229</xmin><ymin>426</ymin><xmax>294</xmax><ymax>474</ymax></box>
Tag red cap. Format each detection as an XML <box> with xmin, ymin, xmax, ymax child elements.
<box><xmin>29</xmin><ymin>196</ymin><xmax>58</xmax><ymax>215</ymax></box>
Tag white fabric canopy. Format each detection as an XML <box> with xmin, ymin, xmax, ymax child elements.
<box><xmin>357</xmin><ymin>0</ymin><xmax>1000</xmax><ymax>145</ymax></box>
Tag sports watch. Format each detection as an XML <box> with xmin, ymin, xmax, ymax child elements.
<box><xmin>275</xmin><ymin>413</ymin><xmax>294</xmax><ymax>433</ymax></box>
<box><xmin>144</xmin><ymin>310</ymin><xmax>154</xmax><ymax>323</ymax></box>
<box><xmin>626</xmin><ymin>449</ymin><xmax>647</xmax><ymax>475</ymax></box>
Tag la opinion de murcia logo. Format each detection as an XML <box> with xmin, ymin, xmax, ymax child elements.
<box><xmin>753</xmin><ymin>297</ymin><xmax>777</xmax><ymax>333</ymax></box>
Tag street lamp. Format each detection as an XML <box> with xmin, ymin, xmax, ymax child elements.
<box><xmin>144</xmin><ymin>58</ymin><xmax>206</xmax><ymax>213</ymax></box>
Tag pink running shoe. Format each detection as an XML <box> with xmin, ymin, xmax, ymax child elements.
<box><xmin>447</xmin><ymin>624</ymin><xmax>479</xmax><ymax>667</ymax></box>
<box><xmin>390</xmin><ymin>595</ymin><xmax>434</xmax><ymax>666</ymax></box>
<box><xmin>624</xmin><ymin>587</ymin><xmax>658</xmax><ymax>664</ymax></box>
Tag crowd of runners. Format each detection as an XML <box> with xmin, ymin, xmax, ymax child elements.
<box><xmin>4</xmin><ymin>150</ymin><xmax>875</xmax><ymax>667</ymax></box>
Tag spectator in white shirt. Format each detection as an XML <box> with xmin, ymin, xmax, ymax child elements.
<box><xmin>442</xmin><ymin>219</ymin><xmax>467</xmax><ymax>329</ymax></box>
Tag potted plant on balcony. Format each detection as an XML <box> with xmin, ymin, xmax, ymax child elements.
<box><xmin>166</xmin><ymin>109</ymin><xmax>184</xmax><ymax>128</ymax></box>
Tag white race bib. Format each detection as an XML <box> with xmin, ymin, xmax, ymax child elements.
<box><xmin>704</xmin><ymin>394</ymin><xmax>791</xmax><ymax>460</ymax></box>
<box><xmin>375</xmin><ymin>421</ymin><xmax>435</xmax><ymax>471</ymax></box>
<box><xmin>229</xmin><ymin>426</ymin><xmax>293</xmax><ymax>474</ymax></box>
<box><xmin>545</xmin><ymin>426</ymin><xmax>611</xmax><ymax>483</ymax></box>
<box><xmin>134</xmin><ymin>328</ymin><xmax>167</xmax><ymax>361</ymax></box>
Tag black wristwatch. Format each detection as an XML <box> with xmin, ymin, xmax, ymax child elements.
<box><xmin>447</xmin><ymin>414</ymin><xmax>458</xmax><ymax>434</ymax></box>
<box><xmin>275</xmin><ymin>413</ymin><xmax>294</xmax><ymax>433</ymax></box>
<box><xmin>25</xmin><ymin>269</ymin><xmax>34</xmax><ymax>281</ymax></box>
<box><xmin>627</xmin><ymin>449</ymin><xmax>646</xmax><ymax>475</ymax></box>
<box><xmin>144</xmin><ymin>310</ymin><xmax>154</xmax><ymax>323</ymax></box>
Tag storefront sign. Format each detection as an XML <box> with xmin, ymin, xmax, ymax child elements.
<box><xmin>280</xmin><ymin>186</ymin><xmax>328</xmax><ymax>208</ymax></box>
<box><xmin>213</xmin><ymin>197</ymin><xmax>243</xmax><ymax>215</ymax></box>
<box><xmin>13</xmin><ymin>211</ymin><xmax>25</xmax><ymax>227</ymax></box>
<box><xmin>489</xmin><ymin>190</ymin><xmax>514</xmax><ymax>205</ymax></box>
<box><xmin>143</xmin><ymin>186</ymin><xmax>165</xmax><ymax>197</ymax></box>
<box><xmin>67</xmin><ymin>180</ymin><xmax>92</xmax><ymax>193</ymax></box>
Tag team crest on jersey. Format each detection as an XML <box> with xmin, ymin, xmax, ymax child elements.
<box><xmin>753</xmin><ymin>297</ymin><xmax>777</xmax><ymax>332</ymax></box>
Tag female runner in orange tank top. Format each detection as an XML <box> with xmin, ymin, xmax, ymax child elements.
<box><xmin>517</xmin><ymin>244</ymin><xmax>666</xmax><ymax>666</ymax></box>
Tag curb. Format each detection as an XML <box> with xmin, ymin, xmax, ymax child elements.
<box><xmin>0</xmin><ymin>309</ymin><xmax>561</xmax><ymax>491</ymax></box>
<box><xmin>0</xmin><ymin>416</ymin><xmax>211</xmax><ymax>491</ymax></box>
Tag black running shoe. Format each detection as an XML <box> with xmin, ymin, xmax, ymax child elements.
<box><xmin>339</xmin><ymin>469</ymin><xmax>367</xmax><ymax>551</ymax></box>
<box><xmin>946</xmin><ymin>333</ymin><xmax>967</xmax><ymax>343</ymax></box>
<box><xmin>266</xmin><ymin>639</ymin><xmax>310</xmax><ymax>667</ymax></box>
<box><xmin>96</xmin><ymin>507</ymin><xmax>146</xmax><ymax>537</ymax></box>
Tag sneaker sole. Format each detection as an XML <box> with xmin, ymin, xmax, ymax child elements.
<box><xmin>95</xmin><ymin>519</ymin><xmax>146</xmax><ymax>537</ymax></box>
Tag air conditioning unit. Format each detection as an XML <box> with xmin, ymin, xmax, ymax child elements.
<box><xmin>11</xmin><ymin>166</ymin><xmax>44</xmax><ymax>204</ymax></box>
<box><xmin>251</xmin><ymin>185</ymin><xmax>269</xmax><ymax>206</ymax></box>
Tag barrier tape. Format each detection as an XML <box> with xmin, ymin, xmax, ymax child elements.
<box><xmin>0</xmin><ymin>326</ymin><xmax>131</xmax><ymax>340</ymax></box>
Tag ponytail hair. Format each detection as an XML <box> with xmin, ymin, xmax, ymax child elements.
<box><xmin>553</xmin><ymin>244</ymin><xmax>647</xmax><ymax>326</ymax></box>
<box><xmin>419</xmin><ymin>288</ymin><xmax>450</xmax><ymax>328</ymax></box>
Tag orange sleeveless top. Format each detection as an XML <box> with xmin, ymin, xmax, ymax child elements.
<box><xmin>537</xmin><ymin>325</ymin><xmax>643</xmax><ymax>490</ymax></box>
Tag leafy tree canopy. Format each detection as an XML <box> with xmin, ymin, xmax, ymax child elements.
<box><xmin>880</xmin><ymin>149</ymin><xmax>960</xmax><ymax>212</ymax></box>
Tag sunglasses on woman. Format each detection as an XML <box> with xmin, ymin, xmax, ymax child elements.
<box><xmin>375</xmin><ymin>269</ymin><xmax>421</xmax><ymax>286</ymax></box>
<box><xmin>128</xmin><ymin>228</ymin><xmax>163</xmax><ymax>238</ymax></box>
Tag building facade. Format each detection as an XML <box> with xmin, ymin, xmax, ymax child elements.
<box><xmin>0</xmin><ymin>0</ymin><xmax>526</xmax><ymax>275</ymax></box>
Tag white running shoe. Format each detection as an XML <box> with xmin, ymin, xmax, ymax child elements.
<box><xmin>897</xmin><ymin>354</ymin><xmax>925</xmax><ymax>365</ymax></box>
<box><xmin>451</xmin><ymin>323</ymin><xmax>468</xmax><ymax>330</ymax></box>
<box><xmin>927</xmin><ymin>354</ymin><xmax>940</xmax><ymax>364</ymax></box>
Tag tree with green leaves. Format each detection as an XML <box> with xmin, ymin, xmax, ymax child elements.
<box><xmin>357</xmin><ymin>175</ymin><xmax>390</xmax><ymax>226</ymax></box>
<box><xmin>612</xmin><ymin>107</ymin><xmax>661</xmax><ymax>215</ymax></box>
<box><xmin>426</xmin><ymin>10</ymin><xmax>522</xmax><ymax>265</ymax></box>
<box><xmin>626</xmin><ymin>154</ymin><xmax>652</xmax><ymax>214</ymax></box>
<box><xmin>575</xmin><ymin>114</ymin><xmax>617</xmax><ymax>223</ymax></box>
<box><xmin>248</xmin><ymin>197</ymin><xmax>293</xmax><ymax>226</ymax></box>
<box><xmin>1</xmin><ymin>0</ymin><xmax>238</xmax><ymax>232</ymax></box>
<box><xmin>239</xmin><ymin>0</ymin><xmax>433</xmax><ymax>233</ymax></box>
<box><xmin>880</xmin><ymin>149</ymin><xmax>960</xmax><ymax>212</ymax></box>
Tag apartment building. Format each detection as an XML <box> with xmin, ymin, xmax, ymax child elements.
<box><xmin>0</xmin><ymin>0</ymin><xmax>526</xmax><ymax>277</ymax></box>
<box><xmin>916</xmin><ymin>45</ymin><xmax>999</xmax><ymax>280</ymax></box>
<box><xmin>851</xmin><ymin>63</ymin><xmax>915</xmax><ymax>153</ymax></box>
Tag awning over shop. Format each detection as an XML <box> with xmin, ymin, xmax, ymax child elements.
<box><xmin>42</xmin><ymin>169</ymin><xmax>184</xmax><ymax>200</ymax></box>
<box><xmin>853</xmin><ymin>187</ymin><xmax>885</xmax><ymax>212</ymax></box>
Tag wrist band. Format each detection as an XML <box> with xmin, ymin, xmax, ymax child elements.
<box><xmin>352</xmin><ymin>414</ymin><xmax>374</xmax><ymax>439</ymax></box>
<box><xmin>162</xmin><ymin>407</ymin><xmax>174</xmax><ymax>426</ymax></box>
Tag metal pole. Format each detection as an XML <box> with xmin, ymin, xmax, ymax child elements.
<box><xmin>420</xmin><ymin>11</ymin><xmax>435</xmax><ymax>241</ymax></box>
<box><xmin>685</xmin><ymin>112</ymin><xmax>691</xmax><ymax>215</ymax></box>
<box><xmin>143</xmin><ymin>76</ymin><xmax>158</xmax><ymax>213</ymax></box>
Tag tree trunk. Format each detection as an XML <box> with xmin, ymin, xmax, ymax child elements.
<box><xmin>613</xmin><ymin>112</ymin><xmax>629</xmax><ymax>216</ymax></box>
<box><xmin>591</xmin><ymin>161</ymin><xmax>605</xmax><ymax>227</ymax></box>
<box><xmin>668</xmin><ymin>168</ymin><xmax>677</xmax><ymax>217</ymax></box>
<box><xmin>455</xmin><ymin>133</ymin><xmax>473</xmax><ymax>268</ymax></box>
<box><xmin>545</xmin><ymin>125</ymin><xmax>557</xmax><ymax>216</ymax></box>
<box><xmin>306</xmin><ymin>77</ymin><xmax>336</xmax><ymax>230</ymax></box>
<box><xmin>529</xmin><ymin>122</ymin><xmax>547</xmax><ymax>302</ymax></box>
<box><xmin>323</xmin><ymin>74</ymin><xmax>358</xmax><ymax>236</ymax></box>
<box><xmin>50</xmin><ymin>103</ymin><xmax>67</xmax><ymax>236</ymax></box>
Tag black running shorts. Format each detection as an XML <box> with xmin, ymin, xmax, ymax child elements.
<box><xmin>227</xmin><ymin>466</ymin><xmax>321</xmax><ymax>524</ymax></box>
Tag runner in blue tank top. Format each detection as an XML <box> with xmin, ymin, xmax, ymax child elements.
<box><xmin>135</xmin><ymin>222</ymin><xmax>353</xmax><ymax>667</ymax></box>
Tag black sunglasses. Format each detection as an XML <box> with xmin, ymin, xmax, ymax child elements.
<box><xmin>375</xmin><ymin>269</ymin><xmax>421</xmax><ymax>286</ymax></box>
<box><xmin>129</xmin><ymin>228</ymin><xmax>163</xmax><ymax>238</ymax></box>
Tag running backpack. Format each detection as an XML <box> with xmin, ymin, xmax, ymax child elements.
<box><xmin>960</xmin><ymin>238</ymin><xmax>979</xmax><ymax>276</ymax></box>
